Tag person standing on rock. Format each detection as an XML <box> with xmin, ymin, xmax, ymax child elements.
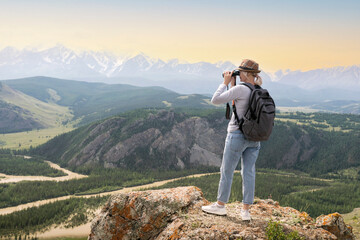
<box><xmin>202</xmin><ymin>59</ymin><xmax>262</xmax><ymax>221</ymax></box>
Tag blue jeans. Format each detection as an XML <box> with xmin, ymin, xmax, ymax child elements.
<box><xmin>217</xmin><ymin>130</ymin><xmax>260</xmax><ymax>205</ymax></box>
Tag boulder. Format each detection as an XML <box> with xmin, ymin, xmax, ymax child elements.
<box><xmin>88</xmin><ymin>186</ymin><xmax>207</xmax><ymax>240</ymax></box>
<box><xmin>316</xmin><ymin>212</ymin><xmax>355</xmax><ymax>239</ymax></box>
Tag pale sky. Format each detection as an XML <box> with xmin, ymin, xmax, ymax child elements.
<box><xmin>1</xmin><ymin>0</ymin><xmax>359</xmax><ymax>71</ymax></box>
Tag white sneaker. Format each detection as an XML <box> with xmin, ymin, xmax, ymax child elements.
<box><xmin>241</xmin><ymin>209</ymin><xmax>251</xmax><ymax>221</ymax></box>
<box><xmin>202</xmin><ymin>203</ymin><xmax>227</xmax><ymax>216</ymax></box>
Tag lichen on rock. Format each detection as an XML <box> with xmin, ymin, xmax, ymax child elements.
<box><xmin>316</xmin><ymin>212</ymin><xmax>355</xmax><ymax>239</ymax></box>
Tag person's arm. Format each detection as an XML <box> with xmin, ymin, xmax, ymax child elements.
<box><xmin>211</xmin><ymin>84</ymin><xmax>242</xmax><ymax>104</ymax></box>
<box><xmin>211</xmin><ymin>71</ymin><xmax>238</xmax><ymax>104</ymax></box>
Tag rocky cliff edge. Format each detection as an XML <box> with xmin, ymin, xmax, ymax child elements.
<box><xmin>88</xmin><ymin>186</ymin><xmax>355</xmax><ymax>240</ymax></box>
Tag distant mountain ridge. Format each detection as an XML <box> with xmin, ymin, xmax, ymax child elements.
<box><xmin>2</xmin><ymin>76</ymin><xmax>216</xmax><ymax>126</ymax></box>
<box><xmin>0</xmin><ymin>45</ymin><xmax>235</xmax><ymax>80</ymax></box>
<box><xmin>271</xmin><ymin>65</ymin><xmax>360</xmax><ymax>90</ymax></box>
<box><xmin>1</xmin><ymin>45</ymin><xmax>359</xmax><ymax>94</ymax></box>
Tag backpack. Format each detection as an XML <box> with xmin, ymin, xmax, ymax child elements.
<box><xmin>232</xmin><ymin>83</ymin><xmax>276</xmax><ymax>141</ymax></box>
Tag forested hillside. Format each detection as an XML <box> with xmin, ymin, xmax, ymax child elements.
<box><xmin>0</xmin><ymin>149</ymin><xmax>65</xmax><ymax>177</ymax></box>
<box><xmin>30</xmin><ymin>109</ymin><xmax>360</xmax><ymax>176</ymax></box>
<box><xmin>30</xmin><ymin>109</ymin><xmax>227</xmax><ymax>170</ymax></box>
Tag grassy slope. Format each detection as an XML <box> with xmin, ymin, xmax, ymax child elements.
<box><xmin>0</xmin><ymin>83</ymin><xmax>74</xmax><ymax>147</ymax></box>
<box><xmin>0</xmin><ymin>125</ymin><xmax>74</xmax><ymax>149</ymax></box>
<box><xmin>0</xmin><ymin>100</ymin><xmax>44</xmax><ymax>133</ymax></box>
<box><xmin>342</xmin><ymin>208</ymin><xmax>360</xmax><ymax>239</ymax></box>
<box><xmin>0</xmin><ymin>83</ymin><xmax>73</xmax><ymax>128</ymax></box>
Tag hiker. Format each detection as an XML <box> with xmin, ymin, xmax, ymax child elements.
<box><xmin>202</xmin><ymin>59</ymin><xmax>263</xmax><ymax>220</ymax></box>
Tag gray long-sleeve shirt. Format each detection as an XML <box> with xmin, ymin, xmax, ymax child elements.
<box><xmin>211</xmin><ymin>83</ymin><xmax>251</xmax><ymax>133</ymax></box>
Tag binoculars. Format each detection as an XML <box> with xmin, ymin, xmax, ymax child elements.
<box><xmin>222</xmin><ymin>69</ymin><xmax>240</xmax><ymax>78</ymax></box>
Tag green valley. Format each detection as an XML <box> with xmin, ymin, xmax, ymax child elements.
<box><xmin>0</xmin><ymin>166</ymin><xmax>215</xmax><ymax>208</ymax></box>
<box><xmin>0</xmin><ymin>169</ymin><xmax>359</xmax><ymax>238</ymax></box>
<box><xmin>3</xmin><ymin>77</ymin><xmax>217</xmax><ymax>126</ymax></box>
<box><xmin>0</xmin><ymin>108</ymin><xmax>358</xmax><ymax>238</ymax></box>
<box><xmin>0</xmin><ymin>85</ymin><xmax>359</xmax><ymax>239</ymax></box>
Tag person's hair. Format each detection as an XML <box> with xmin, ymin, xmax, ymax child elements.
<box><xmin>242</xmin><ymin>72</ymin><xmax>263</xmax><ymax>86</ymax></box>
<box><xmin>254</xmin><ymin>73</ymin><xmax>263</xmax><ymax>86</ymax></box>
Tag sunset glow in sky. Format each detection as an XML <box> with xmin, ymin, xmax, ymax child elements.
<box><xmin>1</xmin><ymin>0</ymin><xmax>359</xmax><ymax>71</ymax></box>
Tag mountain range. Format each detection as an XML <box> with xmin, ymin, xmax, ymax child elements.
<box><xmin>1</xmin><ymin>45</ymin><xmax>359</xmax><ymax>94</ymax></box>
<box><xmin>0</xmin><ymin>45</ymin><xmax>234</xmax><ymax>83</ymax></box>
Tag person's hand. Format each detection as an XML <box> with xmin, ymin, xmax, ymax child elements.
<box><xmin>223</xmin><ymin>71</ymin><xmax>234</xmax><ymax>86</ymax></box>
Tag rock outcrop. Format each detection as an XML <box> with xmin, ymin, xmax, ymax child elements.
<box><xmin>88</xmin><ymin>186</ymin><xmax>355</xmax><ymax>240</ymax></box>
<box><xmin>67</xmin><ymin>111</ymin><xmax>227</xmax><ymax>169</ymax></box>
<box><xmin>316</xmin><ymin>213</ymin><xmax>355</xmax><ymax>239</ymax></box>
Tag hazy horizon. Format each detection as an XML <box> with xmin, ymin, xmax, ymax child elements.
<box><xmin>1</xmin><ymin>0</ymin><xmax>360</xmax><ymax>72</ymax></box>
<box><xmin>1</xmin><ymin>44</ymin><xmax>360</xmax><ymax>75</ymax></box>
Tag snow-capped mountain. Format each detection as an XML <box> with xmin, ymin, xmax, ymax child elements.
<box><xmin>275</xmin><ymin>65</ymin><xmax>360</xmax><ymax>90</ymax></box>
<box><xmin>0</xmin><ymin>45</ymin><xmax>236</xmax><ymax>81</ymax></box>
<box><xmin>0</xmin><ymin>45</ymin><xmax>359</xmax><ymax>96</ymax></box>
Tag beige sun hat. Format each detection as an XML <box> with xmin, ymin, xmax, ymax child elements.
<box><xmin>237</xmin><ymin>59</ymin><xmax>261</xmax><ymax>73</ymax></box>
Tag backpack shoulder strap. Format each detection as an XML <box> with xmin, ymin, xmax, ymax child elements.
<box><xmin>232</xmin><ymin>83</ymin><xmax>255</xmax><ymax>125</ymax></box>
<box><xmin>240</xmin><ymin>82</ymin><xmax>255</xmax><ymax>91</ymax></box>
